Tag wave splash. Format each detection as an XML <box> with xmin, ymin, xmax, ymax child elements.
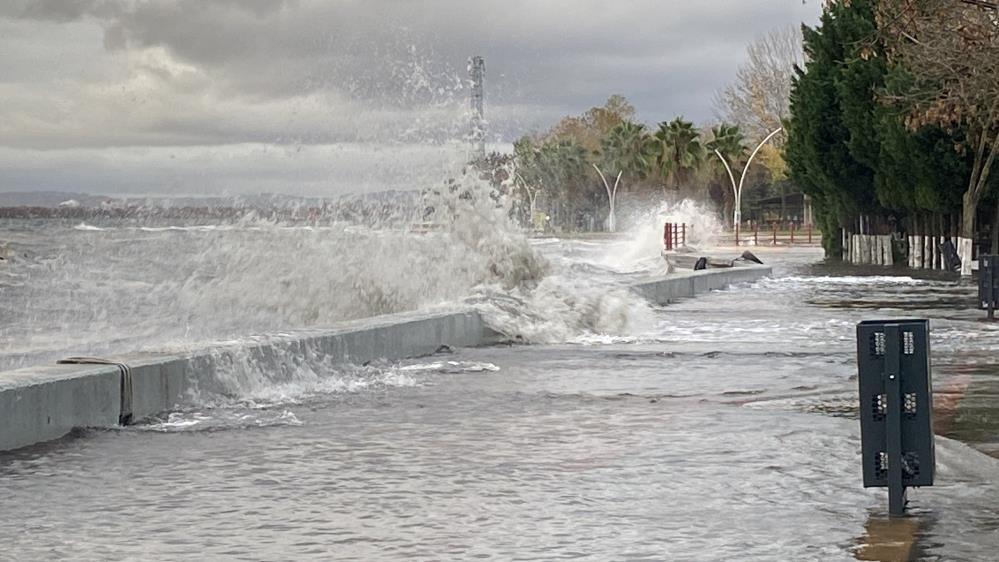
<box><xmin>2</xmin><ymin>170</ymin><xmax>725</xmax><ymax>403</ymax></box>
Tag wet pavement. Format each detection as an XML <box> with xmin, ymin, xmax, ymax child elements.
<box><xmin>3</xmin><ymin>246</ymin><xmax>999</xmax><ymax>560</ymax></box>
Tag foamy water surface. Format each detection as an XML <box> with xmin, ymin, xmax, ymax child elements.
<box><xmin>3</xmin><ymin>242</ymin><xmax>999</xmax><ymax>560</ymax></box>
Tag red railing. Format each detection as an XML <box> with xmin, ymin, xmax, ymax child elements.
<box><xmin>663</xmin><ymin>222</ymin><xmax>687</xmax><ymax>251</ymax></box>
<box><xmin>735</xmin><ymin>221</ymin><xmax>815</xmax><ymax>246</ymax></box>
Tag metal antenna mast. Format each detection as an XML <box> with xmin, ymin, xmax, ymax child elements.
<box><xmin>469</xmin><ymin>56</ymin><xmax>485</xmax><ymax>161</ymax></box>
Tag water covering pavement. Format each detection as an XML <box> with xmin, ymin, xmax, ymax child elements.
<box><xmin>3</xmin><ymin>246</ymin><xmax>999</xmax><ymax>560</ymax></box>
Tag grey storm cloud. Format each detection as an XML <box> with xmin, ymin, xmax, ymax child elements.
<box><xmin>0</xmin><ymin>0</ymin><xmax>821</xmax><ymax>195</ymax></box>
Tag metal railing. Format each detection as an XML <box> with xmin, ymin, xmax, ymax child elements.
<box><xmin>734</xmin><ymin>221</ymin><xmax>818</xmax><ymax>246</ymax></box>
<box><xmin>663</xmin><ymin>222</ymin><xmax>687</xmax><ymax>251</ymax></box>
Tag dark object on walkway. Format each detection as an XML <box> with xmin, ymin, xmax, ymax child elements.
<box><xmin>979</xmin><ymin>255</ymin><xmax>999</xmax><ymax>320</ymax></box>
<box><xmin>739</xmin><ymin>250</ymin><xmax>763</xmax><ymax>265</ymax></box>
<box><xmin>940</xmin><ymin>240</ymin><xmax>961</xmax><ymax>272</ymax></box>
<box><xmin>693</xmin><ymin>257</ymin><xmax>708</xmax><ymax>271</ymax></box>
<box><xmin>856</xmin><ymin>320</ymin><xmax>935</xmax><ymax>517</ymax></box>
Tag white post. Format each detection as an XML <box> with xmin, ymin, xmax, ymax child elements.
<box><xmin>592</xmin><ymin>165</ymin><xmax>622</xmax><ymax>233</ymax></box>
<box><xmin>959</xmin><ymin>237</ymin><xmax>973</xmax><ymax>276</ymax></box>
<box><xmin>923</xmin><ymin>235</ymin><xmax>930</xmax><ymax>269</ymax></box>
<box><xmin>933</xmin><ymin>235</ymin><xmax>940</xmax><ymax>269</ymax></box>
<box><xmin>514</xmin><ymin>173</ymin><xmax>540</xmax><ymax>231</ymax></box>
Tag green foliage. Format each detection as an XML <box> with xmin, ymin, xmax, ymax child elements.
<box><xmin>787</xmin><ymin>2</ymin><xmax>878</xmax><ymax>253</ymax></box>
<box><xmin>549</xmin><ymin>95</ymin><xmax>636</xmax><ymax>155</ymax></box>
<box><xmin>703</xmin><ymin>123</ymin><xmax>748</xmax><ymax>223</ymax></box>
<box><xmin>513</xmin><ymin>97</ymin><xmax>772</xmax><ymax>231</ymax></box>
<box><xmin>598</xmin><ymin>121</ymin><xmax>656</xmax><ymax>187</ymax></box>
<box><xmin>785</xmin><ymin>0</ymin><xmax>975</xmax><ymax>255</ymax></box>
<box><xmin>514</xmin><ymin>136</ymin><xmax>590</xmax><ymax>196</ymax></box>
<box><xmin>705</xmin><ymin>123</ymin><xmax>747</xmax><ymax>173</ymax></box>
<box><xmin>653</xmin><ymin>118</ymin><xmax>705</xmax><ymax>190</ymax></box>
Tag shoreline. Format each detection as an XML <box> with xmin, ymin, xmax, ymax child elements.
<box><xmin>0</xmin><ymin>264</ymin><xmax>772</xmax><ymax>453</ymax></box>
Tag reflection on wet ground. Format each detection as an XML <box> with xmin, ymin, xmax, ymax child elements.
<box><xmin>3</xmin><ymin>246</ymin><xmax>999</xmax><ymax>560</ymax></box>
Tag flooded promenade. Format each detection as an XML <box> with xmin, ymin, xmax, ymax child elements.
<box><xmin>3</xmin><ymin>244</ymin><xmax>999</xmax><ymax>560</ymax></box>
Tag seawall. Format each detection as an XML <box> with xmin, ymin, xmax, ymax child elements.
<box><xmin>0</xmin><ymin>265</ymin><xmax>771</xmax><ymax>452</ymax></box>
<box><xmin>629</xmin><ymin>264</ymin><xmax>771</xmax><ymax>305</ymax></box>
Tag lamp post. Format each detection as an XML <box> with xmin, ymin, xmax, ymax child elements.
<box><xmin>592</xmin><ymin>164</ymin><xmax>623</xmax><ymax>233</ymax></box>
<box><xmin>514</xmin><ymin>172</ymin><xmax>539</xmax><ymax>229</ymax></box>
<box><xmin>713</xmin><ymin>126</ymin><xmax>783</xmax><ymax>230</ymax></box>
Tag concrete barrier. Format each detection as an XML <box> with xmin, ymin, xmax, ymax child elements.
<box><xmin>0</xmin><ymin>309</ymin><xmax>494</xmax><ymax>452</ymax></box>
<box><xmin>0</xmin><ymin>266</ymin><xmax>771</xmax><ymax>452</ymax></box>
<box><xmin>0</xmin><ymin>363</ymin><xmax>121</xmax><ymax>451</ymax></box>
<box><xmin>630</xmin><ymin>264</ymin><xmax>772</xmax><ymax>305</ymax></box>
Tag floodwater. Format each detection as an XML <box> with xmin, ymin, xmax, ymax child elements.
<box><xmin>3</xmin><ymin>243</ymin><xmax>999</xmax><ymax>561</ymax></box>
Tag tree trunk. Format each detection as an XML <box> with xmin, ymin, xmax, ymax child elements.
<box><xmin>938</xmin><ymin>213</ymin><xmax>945</xmax><ymax>270</ymax></box>
<box><xmin>992</xmin><ymin>202</ymin><xmax>999</xmax><ymax>255</ymax></box>
<box><xmin>962</xmin><ymin>190</ymin><xmax>977</xmax><ymax>240</ymax></box>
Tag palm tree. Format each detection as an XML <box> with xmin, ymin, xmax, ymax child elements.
<box><xmin>600</xmin><ymin>121</ymin><xmax>656</xmax><ymax>181</ymax></box>
<box><xmin>594</xmin><ymin>121</ymin><xmax>655</xmax><ymax>231</ymax></box>
<box><xmin>706</xmin><ymin>123</ymin><xmax>747</xmax><ymax>165</ymax></box>
<box><xmin>706</xmin><ymin>123</ymin><xmax>748</xmax><ymax>227</ymax></box>
<box><xmin>653</xmin><ymin>117</ymin><xmax>706</xmax><ymax>193</ymax></box>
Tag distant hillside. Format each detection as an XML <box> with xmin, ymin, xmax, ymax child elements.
<box><xmin>0</xmin><ymin>191</ymin><xmax>110</xmax><ymax>208</ymax></box>
<box><xmin>0</xmin><ymin>190</ymin><xmax>421</xmax><ymax>209</ymax></box>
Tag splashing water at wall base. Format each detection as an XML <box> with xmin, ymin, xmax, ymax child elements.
<box><xmin>1</xmin><ymin>170</ymin><xmax>664</xmax><ymax>383</ymax></box>
<box><xmin>558</xmin><ymin>199</ymin><xmax>726</xmax><ymax>277</ymax></box>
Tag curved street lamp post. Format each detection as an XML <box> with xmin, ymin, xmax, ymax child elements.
<box><xmin>713</xmin><ymin>126</ymin><xmax>784</xmax><ymax>242</ymax></box>
<box><xmin>592</xmin><ymin>164</ymin><xmax>623</xmax><ymax>233</ymax></box>
<box><xmin>514</xmin><ymin>173</ymin><xmax>540</xmax><ymax>229</ymax></box>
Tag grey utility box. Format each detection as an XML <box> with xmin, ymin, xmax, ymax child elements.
<box><xmin>856</xmin><ymin>320</ymin><xmax>935</xmax><ymax>504</ymax></box>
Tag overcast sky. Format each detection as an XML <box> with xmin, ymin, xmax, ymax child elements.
<box><xmin>0</xmin><ymin>0</ymin><xmax>821</xmax><ymax>197</ymax></box>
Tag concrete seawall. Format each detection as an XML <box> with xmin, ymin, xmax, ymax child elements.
<box><xmin>0</xmin><ymin>265</ymin><xmax>771</xmax><ymax>452</ymax></box>
<box><xmin>630</xmin><ymin>264</ymin><xmax>771</xmax><ymax>305</ymax></box>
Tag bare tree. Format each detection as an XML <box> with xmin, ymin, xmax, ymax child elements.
<box><xmin>877</xmin><ymin>0</ymin><xmax>999</xmax><ymax>240</ymax></box>
<box><xmin>713</xmin><ymin>26</ymin><xmax>804</xmax><ymax>144</ymax></box>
